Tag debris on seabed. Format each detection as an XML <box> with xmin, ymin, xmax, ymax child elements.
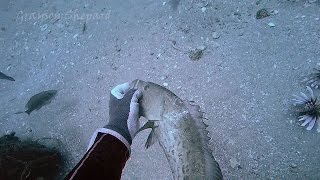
<box><xmin>268</xmin><ymin>22</ymin><xmax>276</xmax><ymax>27</ymax></box>
<box><xmin>230</xmin><ymin>157</ymin><xmax>240</xmax><ymax>168</ymax></box>
<box><xmin>189</xmin><ymin>45</ymin><xmax>206</xmax><ymax>61</ymax></box>
<box><xmin>212</xmin><ymin>32</ymin><xmax>220</xmax><ymax>39</ymax></box>
<box><xmin>163</xmin><ymin>82</ymin><xmax>169</xmax><ymax>87</ymax></box>
<box><xmin>256</xmin><ymin>9</ymin><xmax>270</xmax><ymax>19</ymax></box>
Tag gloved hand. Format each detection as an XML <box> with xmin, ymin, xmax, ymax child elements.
<box><xmin>104</xmin><ymin>83</ymin><xmax>142</xmax><ymax>145</ymax></box>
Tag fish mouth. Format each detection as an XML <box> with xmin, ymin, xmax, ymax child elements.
<box><xmin>130</xmin><ymin>79</ymin><xmax>141</xmax><ymax>89</ymax></box>
<box><xmin>130</xmin><ymin>79</ymin><xmax>150</xmax><ymax>92</ymax></box>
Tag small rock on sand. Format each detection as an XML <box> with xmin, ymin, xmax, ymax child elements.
<box><xmin>212</xmin><ymin>32</ymin><xmax>220</xmax><ymax>39</ymax></box>
<box><xmin>256</xmin><ymin>9</ymin><xmax>270</xmax><ymax>19</ymax></box>
<box><xmin>40</xmin><ymin>24</ymin><xmax>48</xmax><ymax>31</ymax></box>
<box><xmin>268</xmin><ymin>22</ymin><xmax>276</xmax><ymax>27</ymax></box>
<box><xmin>230</xmin><ymin>157</ymin><xmax>240</xmax><ymax>168</ymax></box>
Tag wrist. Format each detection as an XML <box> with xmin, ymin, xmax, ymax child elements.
<box><xmin>104</xmin><ymin>125</ymin><xmax>132</xmax><ymax>145</ymax></box>
<box><xmin>87</xmin><ymin>128</ymin><xmax>131</xmax><ymax>154</ymax></box>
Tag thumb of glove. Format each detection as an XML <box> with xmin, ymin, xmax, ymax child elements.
<box><xmin>127</xmin><ymin>90</ymin><xmax>142</xmax><ymax>139</ymax></box>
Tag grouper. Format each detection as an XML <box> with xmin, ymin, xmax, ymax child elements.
<box><xmin>130</xmin><ymin>79</ymin><xmax>223</xmax><ymax>180</ymax></box>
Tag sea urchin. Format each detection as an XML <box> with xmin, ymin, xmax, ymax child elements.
<box><xmin>302</xmin><ymin>68</ymin><xmax>320</xmax><ymax>89</ymax></box>
<box><xmin>293</xmin><ymin>86</ymin><xmax>320</xmax><ymax>130</ymax></box>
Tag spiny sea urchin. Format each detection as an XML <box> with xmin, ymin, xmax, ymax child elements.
<box><xmin>302</xmin><ymin>68</ymin><xmax>320</xmax><ymax>89</ymax></box>
<box><xmin>293</xmin><ymin>86</ymin><xmax>320</xmax><ymax>130</ymax></box>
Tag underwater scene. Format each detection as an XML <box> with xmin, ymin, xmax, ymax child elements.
<box><xmin>1</xmin><ymin>0</ymin><xmax>320</xmax><ymax>179</ymax></box>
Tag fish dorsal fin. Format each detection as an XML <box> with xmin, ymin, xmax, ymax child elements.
<box><xmin>183</xmin><ymin>100</ymin><xmax>223</xmax><ymax>180</ymax></box>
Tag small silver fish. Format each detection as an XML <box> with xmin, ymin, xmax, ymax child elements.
<box><xmin>0</xmin><ymin>71</ymin><xmax>15</xmax><ymax>81</ymax></box>
<box><xmin>16</xmin><ymin>90</ymin><xmax>57</xmax><ymax>115</ymax></box>
<box><xmin>131</xmin><ymin>79</ymin><xmax>223</xmax><ymax>180</ymax></box>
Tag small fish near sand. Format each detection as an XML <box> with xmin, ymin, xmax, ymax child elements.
<box><xmin>130</xmin><ymin>79</ymin><xmax>223</xmax><ymax>180</ymax></box>
<box><xmin>0</xmin><ymin>71</ymin><xmax>15</xmax><ymax>81</ymax></box>
<box><xmin>15</xmin><ymin>90</ymin><xmax>57</xmax><ymax>115</ymax></box>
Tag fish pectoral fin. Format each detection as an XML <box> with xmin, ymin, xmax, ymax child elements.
<box><xmin>136</xmin><ymin>120</ymin><xmax>159</xmax><ymax>149</ymax></box>
<box><xmin>137</xmin><ymin>120</ymin><xmax>157</xmax><ymax>134</ymax></box>
<box><xmin>145</xmin><ymin>126</ymin><xmax>158</xmax><ymax>149</ymax></box>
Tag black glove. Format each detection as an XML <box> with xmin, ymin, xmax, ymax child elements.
<box><xmin>104</xmin><ymin>83</ymin><xmax>141</xmax><ymax>145</ymax></box>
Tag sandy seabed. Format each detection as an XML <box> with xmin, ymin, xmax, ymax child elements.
<box><xmin>1</xmin><ymin>0</ymin><xmax>320</xmax><ymax>179</ymax></box>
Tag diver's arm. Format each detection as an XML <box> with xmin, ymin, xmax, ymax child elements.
<box><xmin>65</xmin><ymin>83</ymin><xmax>141</xmax><ymax>180</ymax></box>
<box><xmin>65</xmin><ymin>131</ymin><xmax>129</xmax><ymax>180</ymax></box>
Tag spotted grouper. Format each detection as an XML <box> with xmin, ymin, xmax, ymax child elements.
<box><xmin>130</xmin><ymin>79</ymin><xmax>223</xmax><ymax>180</ymax></box>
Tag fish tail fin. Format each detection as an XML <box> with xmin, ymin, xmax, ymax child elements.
<box><xmin>8</xmin><ymin>77</ymin><xmax>15</xmax><ymax>81</ymax></box>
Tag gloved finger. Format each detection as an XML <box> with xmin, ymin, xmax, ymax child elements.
<box><xmin>129</xmin><ymin>90</ymin><xmax>142</xmax><ymax>117</ymax></box>
<box><xmin>127</xmin><ymin>113</ymin><xmax>140</xmax><ymax>138</ymax></box>
<box><xmin>129</xmin><ymin>91</ymin><xmax>141</xmax><ymax>117</ymax></box>
<box><xmin>131</xmin><ymin>90</ymin><xmax>142</xmax><ymax>104</ymax></box>
<box><xmin>129</xmin><ymin>101</ymin><xmax>139</xmax><ymax>117</ymax></box>
<box><xmin>128</xmin><ymin>91</ymin><xmax>141</xmax><ymax>138</ymax></box>
<box><xmin>111</xmin><ymin>82</ymin><xmax>130</xmax><ymax>99</ymax></box>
